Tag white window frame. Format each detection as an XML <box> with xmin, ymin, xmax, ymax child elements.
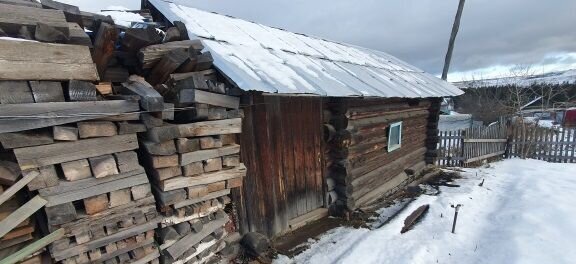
<box><xmin>388</xmin><ymin>121</ymin><xmax>402</xmax><ymax>152</ymax></box>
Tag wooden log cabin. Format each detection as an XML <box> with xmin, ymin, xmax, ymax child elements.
<box><xmin>144</xmin><ymin>0</ymin><xmax>463</xmax><ymax>238</ymax></box>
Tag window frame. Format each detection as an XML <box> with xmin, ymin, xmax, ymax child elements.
<box><xmin>387</xmin><ymin>121</ymin><xmax>403</xmax><ymax>152</ymax></box>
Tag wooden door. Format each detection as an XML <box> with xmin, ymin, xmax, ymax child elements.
<box><xmin>239</xmin><ymin>94</ymin><xmax>325</xmax><ymax>237</ymax></box>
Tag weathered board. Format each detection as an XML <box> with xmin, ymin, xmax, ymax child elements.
<box><xmin>0</xmin><ymin>100</ymin><xmax>139</xmax><ymax>133</ymax></box>
<box><xmin>0</xmin><ymin>39</ymin><xmax>98</xmax><ymax>81</ymax></box>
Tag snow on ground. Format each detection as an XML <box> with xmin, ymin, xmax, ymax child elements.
<box><xmin>276</xmin><ymin>159</ymin><xmax>576</xmax><ymax>264</ymax></box>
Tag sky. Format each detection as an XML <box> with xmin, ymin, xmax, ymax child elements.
<box><xmin>61</xmin><ymin>0</ymin><xmax>576</xmax><ymax>82</ymax></box>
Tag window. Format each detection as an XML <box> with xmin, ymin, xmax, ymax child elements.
<box><xmin>388</xmin><ymin>121</ymin><xmax>402</xmax><ymax>152</ymax></box>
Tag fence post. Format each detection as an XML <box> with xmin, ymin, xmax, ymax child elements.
<box><xmin>459</xmin><ymin>130</ymin><xmax>466</xmax><ymax>167</ymax></box>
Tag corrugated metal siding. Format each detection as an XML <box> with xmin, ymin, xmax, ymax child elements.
<box><xmin>239</xmin><ymin>94</ymin><xmax>325</xmax><ymax>237</ymax></box>
<box><xmin>148</xmin><ymin>0</ymin><xmax>464</xmax><ymax>98</ymax></box>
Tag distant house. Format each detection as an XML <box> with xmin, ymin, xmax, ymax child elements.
<box><xmin>144</xmin><ymin>0</ymin><xmax>463</xmax><ymax>238</ymax></box>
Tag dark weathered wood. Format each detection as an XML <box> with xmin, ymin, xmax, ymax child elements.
<box><xmin>147</xmin><ymin>49</ymin><xmax>189</xmax><ymax>85</ymax></box>
<box><xmin>102</xmin><ymin>67</ymin><xmax>129</xmax><ymax>83</ymax></box>
<box><xmin>28</xmin><ymin>81</ymin><xmax>65</xmax><ymax>103</ymax></box>
<box><xmin>45</xmin><ymin>202</ymin><xmax>77</xmax><ymax>226</ymax></box>
<box><xmin>195</xmin><ymin>52</ymin><xmax>213</xmax><ymax>71</ymax></box>
<box><xmin>0</xmin><ymin>161</ymin><xmax>20</xmax><ymax>186</ymax></box>
<box><xmin>0</xmin><ymin>81</ymin><xmax>34</xmax><ymax>104</ymax></box>
<box><xmin>0</xmin><ymin>100</ymin><xmax>140</xmax><ymax>133</ymax></box>
<box><xmin>154</xmin><ymin>185</ymin><xmax>186</xmax><ymax>206</ymax></box>
<box><xmin>163</xmin><ymin>27</ymin><xmax>180</xmax><ymax>43</ymax></box>
<box><xmin>34</xmin><ymin>22</ymin><xmax>68</xmax><ymax>43</ymax></box>
<box><xmin>40</xmin><ymin>0</ymin><xmax>82</xmax><ymax>26</ymax></box>
<box><xmin>67</xmin><ymin>80</ymin><xmax>98</xmax><ymax>101</ymax></box>
<box><xmin>0</xmin><ymin>39</ymin><xmax>98</xmax><ymax>81</ymax></box>
<box><xmin>182</xmin><ymin>162</ymin><xmax>203</xmax><ymax>177</ymax></box>
<box><xmin>151</xmin><ymin>166</ymin><xmax>182</xmax><ymax>181</ymax></box>
<box><xmin>0</xmin><ymin>129</ymin><xmax>53</xmax><ymax>149</ymax></box>
<box><xmin>173</xmin><ymin>21</ymin><xmax>189</xmax><ymax>40</ymax></box>
<box><xmin>138</xmin><ymin>40</ymin><xmax>204</xmax><ymax>69</ymax></box>
<box><xmin>92</xmin><ymin>22</ymin><xmax>117</xmax><ymax>78</ymax></box>
<box><xmin>121</xmin><ymin>75</ymin><xmax>164</xmax><ymax>111</ymax></box>
<box><xmin>121</xmin><ymin>27</ymin><xmax>162</xmax><ymax>53</ymax></box>
<box><xmin>0</xmin><ymin>0</ymin><xmax>42</xmax><ymax>8</ymax></box>
<box><xmin>14</xmin><ymin>134</ymin><xmax>139</xmax><ymax>170</ymax></box>
<box><xmin>143</xmin><ymin>140</ymin><xmax>177</xmax><ymax>156</ymax></box>
<box><xmin>67</xmin><ymin>22</ymin><xmax>92</xmax><ymax>47</ymax></box>
<box><xmin>117</xmin><ymin>122</ymin><xmax>147</xmax><ymax>134</ymax></box>
<box><xmin>0</xmin><ymin>3</ymin><xmax>69</xmax><ymax>36</ymax></box>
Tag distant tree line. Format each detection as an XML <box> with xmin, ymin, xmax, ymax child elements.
<box><xmin>454</xmin><ymin>82</ymin><xmax>576</xmax><ymax>123</ymax></box>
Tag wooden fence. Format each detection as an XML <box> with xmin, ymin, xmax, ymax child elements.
<box><xmin>508</xmin><ymin>125</ymin><xmax>576</xmax><ymax>162</ymax></box>
<box><xmin>437</xmin><ymin>122</ymin><xmax>576</xmax><ymax>166</ymax></box>
<box><xmin>437</xmin><ymin>122</ymin><xmax>508</xmax><ymax>167</ymax></box>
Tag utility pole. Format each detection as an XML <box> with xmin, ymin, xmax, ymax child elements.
<box><xmin>441</xmin><ymin>0</ymin><xmax>466</xmax><ymax>81</ymax></box>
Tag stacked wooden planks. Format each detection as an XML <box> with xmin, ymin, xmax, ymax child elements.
<box><xmin>0</xmin><ymin>0</ymin><xmax>246</xmax><ymax>263</ymax></box>
<box><xmin>138</xmin><ymin>52</ymin><xmax>245</xmax><ymax>264</ymax></box>
<box><xmin>0</xmin><ymin>1</ymin><xmax>161</xmax><ymax>263</ymax></box>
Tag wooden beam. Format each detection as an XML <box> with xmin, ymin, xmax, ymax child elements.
<box><xmin>14</xmin><ymin>134</ymin><xmax>139</xmax><ymax>170</ymax></box>
<box><xmin>121</xmin><ymin>75</ymin><xmax>164</xmax><ymax>112</ymax></box>
<box><xmin>0</xmin><ymin>0</ymin><xmax>42</xmax><ymax>8</ymax></box>
<box><xmin>0</xmin><ymin>39</ymin><xmax>98</xmax><ymax>81</ymax></box>
<box><xmin>0</xmin><ymin>100</ymin><xmax>139</xmax><ymax>133</ymax></box>
<box><xmin>0</xmin><ymin>3</ymin><xmax>69</xmax><ymax>36</ymax></box>
<box><xmin>0</xmin><ymin>81</ymin><xmax>34</xmax><ymax>104</ymax></box>
<box><xmin>465</xmin><ymin>150</ymin><xmax>505</xmax><ymax>164</ymax></box>
<box><xmin>44</xmin><ymin>173</ymin><xmax>148</xmax><ymax>206</ymax></box>
<box><xmin>147</xmin><ymin>119</ymin><xmax>242</xmax><ymax>143</ymax></box>
<box><xmin>0</xmin><ymin>171</ymin><xmax>39</xmax><ymax>207</ymax></box>
<box><xmin>0</xmin><ymin>196</ymin><xmax>46</xmax><ymax>238</ymax></box>
<box><xmin>0</xmin><ymin>228</ymin><xmax>65</xmax><ymax>264</ymax></box>
<box><xmin>161</xmin><ymin>165</ymin><xmax>245</xmax><ymax>191</ymax></box>
<box><xmin>28</xmin><ymin>81</ymin><xmax>65</xmax><ymax>103</ymax></box>
<box><xmin>138</xmin><ymin>40</ymin><xmax>204</xmax><ymax>69</ymax></box>
<box><xmin>0</xmin><ymin>129</ymin><xmax>53</xmax><ymax>149</ymax></box>
<box><xmin>188</xmin><ymin>89</ymin><xmax>240</xmax><ymax>109</ymax></box>
<box><xmin>38</xmin><ymin>168</ymin><xmax>144</xmax><ymax>196</ymax></box>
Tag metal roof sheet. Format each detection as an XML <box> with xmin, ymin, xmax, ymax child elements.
<box><xmin>149</xmin><ymin>0</ymin><xmax>464</xmax><ymax>98</ymax></box>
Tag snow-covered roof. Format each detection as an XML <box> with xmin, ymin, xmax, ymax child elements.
<box><xmin>148</xmin><ymin>0</ymin><xmax>463</xmax><ymax>98</ymax></box>
<box><xmin>454</xmin><ymin>69</ymin><xmax>576</xmax><ymax>89</ymax></box>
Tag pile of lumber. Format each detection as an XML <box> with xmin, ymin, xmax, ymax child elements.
<box><xmin>136</xmin><ymin>41</ymin><xmax>245</xmax><ymax>264</ymax></box>
<box><xmin>0</xmin><ymin>162</ymin><xmax>44</xmax><ymax>264</ymax></box>
<box><xmin>0</xmin><ymin>0</ymin><xmax>246</xmax><ymax>263</ymax></box>
<box><xmin>0</xmin><ymin>1</ymin><xmax>160</xmax><ymax>263</ymax></box>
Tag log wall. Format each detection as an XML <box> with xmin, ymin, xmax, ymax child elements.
<box><xmin>325</xmin><ymin>97</ymin><xmax>442</xmax><ymax>211</ymax></box>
